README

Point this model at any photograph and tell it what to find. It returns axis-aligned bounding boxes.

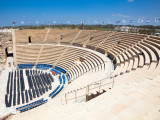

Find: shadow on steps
[86,89,106,102]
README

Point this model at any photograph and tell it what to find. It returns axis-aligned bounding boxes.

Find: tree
[70,24,76,29]
[78,23,84,30]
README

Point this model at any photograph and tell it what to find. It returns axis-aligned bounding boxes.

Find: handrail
[55,75,114,105]
[62,80,114,102]
[49,59,113,104]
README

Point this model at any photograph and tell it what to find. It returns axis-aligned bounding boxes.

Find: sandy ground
[5,57,14,70]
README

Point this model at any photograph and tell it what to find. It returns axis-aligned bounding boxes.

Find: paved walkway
[0,70,15,118]
[0,57,15,118]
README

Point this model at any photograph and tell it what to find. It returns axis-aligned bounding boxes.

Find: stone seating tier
[10,30,160,120]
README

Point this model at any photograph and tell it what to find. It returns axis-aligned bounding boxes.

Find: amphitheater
[0,29,160,120]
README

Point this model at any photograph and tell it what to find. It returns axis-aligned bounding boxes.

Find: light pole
[36,21,39,29]
[130,20,133,33]
[48,22,51,28]
[12,22,15,29]
[82,21,85,29]
[117,21,120,32]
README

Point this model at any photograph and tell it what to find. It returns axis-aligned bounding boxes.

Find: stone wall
[0,32,12,69]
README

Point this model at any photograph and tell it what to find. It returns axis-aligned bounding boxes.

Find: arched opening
[28,36,31,43]
[5,48,8,55]
[5,47,13,57]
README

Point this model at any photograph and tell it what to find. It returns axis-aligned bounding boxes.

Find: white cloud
[112,14,130,17]
[139,16,146,19]
[117,14,123,16]
[123,15,130,17]
[112,14,116,16]
[128,0,134,2]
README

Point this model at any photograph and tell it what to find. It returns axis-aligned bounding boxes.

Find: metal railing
[45,60,114,106]
[51,60,114,105]
[57,76,114,105]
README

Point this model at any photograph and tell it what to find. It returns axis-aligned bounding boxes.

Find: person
[8,62,11,67]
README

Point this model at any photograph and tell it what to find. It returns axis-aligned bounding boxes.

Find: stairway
[96,32,115,49]
[35,30,50,64]
[54,46,70,65]
[54,31,82,65]
[71,30,82,44]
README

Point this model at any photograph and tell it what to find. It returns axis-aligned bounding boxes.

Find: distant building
[120,26,131,32]
[154,32,160,36]
[115,26,139,33]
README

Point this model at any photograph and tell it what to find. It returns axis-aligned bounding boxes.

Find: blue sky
[0,0,160,27]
